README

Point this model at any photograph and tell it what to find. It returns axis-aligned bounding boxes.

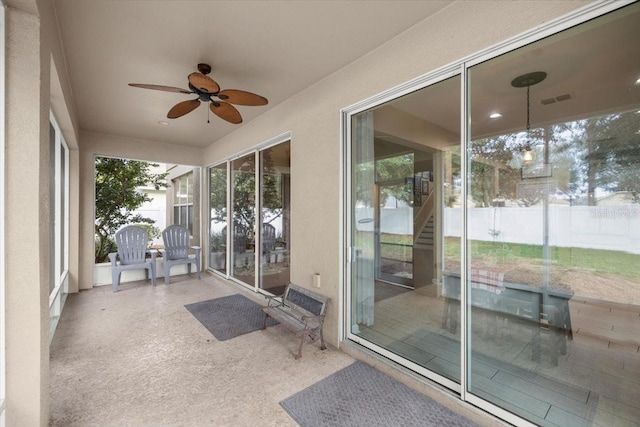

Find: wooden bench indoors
[262,282,329,359]
[442,270,573,365]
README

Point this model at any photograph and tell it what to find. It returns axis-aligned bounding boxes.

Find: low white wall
[444,206,640,254]
[94,260,195,286]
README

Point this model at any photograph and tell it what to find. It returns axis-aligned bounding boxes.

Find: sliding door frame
[206,132,292,296]
[341,1,631,426]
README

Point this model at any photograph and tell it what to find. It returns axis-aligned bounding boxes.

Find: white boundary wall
[445,206,640,254]
[354,206,640,254]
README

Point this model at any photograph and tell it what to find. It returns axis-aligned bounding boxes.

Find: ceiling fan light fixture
[129,63,268,124]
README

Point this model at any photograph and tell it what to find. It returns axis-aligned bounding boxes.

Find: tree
[95,157,167,263]
[209,154,284,242]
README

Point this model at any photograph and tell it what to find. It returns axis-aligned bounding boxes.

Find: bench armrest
[301,314,324,327]
[265,295,285,307]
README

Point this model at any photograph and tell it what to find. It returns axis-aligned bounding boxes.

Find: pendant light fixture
[511,71,547,164]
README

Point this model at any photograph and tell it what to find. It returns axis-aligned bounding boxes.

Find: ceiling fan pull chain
[207,105,210,124]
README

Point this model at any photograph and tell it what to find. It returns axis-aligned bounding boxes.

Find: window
[173,172,193,234]
[0,3,5,422]
[49,112,70,340]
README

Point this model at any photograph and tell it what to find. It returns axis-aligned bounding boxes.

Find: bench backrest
[443,269,505,299]
[284,283,329,318]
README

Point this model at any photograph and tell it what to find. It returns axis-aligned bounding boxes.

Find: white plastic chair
[161,225,201,284]
[108,225,157,292]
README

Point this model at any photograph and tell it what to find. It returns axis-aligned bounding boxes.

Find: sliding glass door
[259,141,290,296]
[209,163,227,274]
[208,137,292,295]
[465,4,640,425]
[346,3,640,425]
[231,153,256,287]
[349,74,462,386]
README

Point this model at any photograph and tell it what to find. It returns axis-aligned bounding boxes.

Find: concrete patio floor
[49,273,503,426]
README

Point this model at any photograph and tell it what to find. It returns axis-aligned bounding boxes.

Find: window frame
[173,172,194,234]
[49,112,70,339]
[0,2,6,423]
[206,132,292,294]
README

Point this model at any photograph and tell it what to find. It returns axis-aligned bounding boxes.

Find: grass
[355,232,639,279]
[444,237,640,280]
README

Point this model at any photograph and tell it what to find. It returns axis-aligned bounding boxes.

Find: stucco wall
[5,6,50,426]
[199,1,590,347]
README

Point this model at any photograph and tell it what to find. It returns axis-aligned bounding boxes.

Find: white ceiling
[390,3,640,142]
[45,0,452,148]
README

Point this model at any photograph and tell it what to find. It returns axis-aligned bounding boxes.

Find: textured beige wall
[5,6,50,426]
[77,131,204,290]
[201,1,589,346]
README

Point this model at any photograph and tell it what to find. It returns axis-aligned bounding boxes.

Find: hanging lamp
[511,71,546,164]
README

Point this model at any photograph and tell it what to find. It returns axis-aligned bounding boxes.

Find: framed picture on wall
[421,178,429,195]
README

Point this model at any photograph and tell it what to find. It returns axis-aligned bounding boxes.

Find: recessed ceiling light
[158,121,169,125]
[489,113,502,119]
[636,77,640,85]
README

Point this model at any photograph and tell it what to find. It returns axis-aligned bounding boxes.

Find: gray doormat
[185,294,278,341]
[280,361,478,427]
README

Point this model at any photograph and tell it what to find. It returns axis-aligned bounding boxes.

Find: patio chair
[221,223,248,254]
[108,225,157,292]
[262,223,276,254]
[161,224,201,284]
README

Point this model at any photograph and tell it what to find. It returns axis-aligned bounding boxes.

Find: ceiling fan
[129,63,268,124]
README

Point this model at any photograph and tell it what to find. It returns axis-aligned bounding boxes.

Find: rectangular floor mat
[280,361,478,426]
[185,294,278,341]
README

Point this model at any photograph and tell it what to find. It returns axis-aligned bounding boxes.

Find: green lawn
[355,232,639,279]
[445,237,640,280]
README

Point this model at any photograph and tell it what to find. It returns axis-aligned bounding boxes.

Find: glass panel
[350,75,462,383]
[260,141,291,296]
[232,153,256,287]
[49,122,56,294]
[186,173,194,204]
[467,4,640,425]
[209,163,227,274]
[179,206,188,228]
[60,144,66,276]
[376,156,414,287]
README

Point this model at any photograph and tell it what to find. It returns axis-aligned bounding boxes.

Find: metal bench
[262,282,329,359]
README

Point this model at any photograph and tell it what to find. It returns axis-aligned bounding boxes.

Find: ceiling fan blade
[217,89,268,106]
[167,99,201,119]
[129,83,192,94]
[188,73,220,94]
[210,101,242,124]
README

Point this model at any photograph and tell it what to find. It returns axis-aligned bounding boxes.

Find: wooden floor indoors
[356,281,640,427]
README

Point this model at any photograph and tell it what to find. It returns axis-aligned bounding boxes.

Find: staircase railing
[414,188,434,244]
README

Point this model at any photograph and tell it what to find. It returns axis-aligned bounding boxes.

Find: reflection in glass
[467,4,640,425]
[260,141,291,296]
[209,163,227,274]
[350,75,462,384]
[231,153,256,287]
